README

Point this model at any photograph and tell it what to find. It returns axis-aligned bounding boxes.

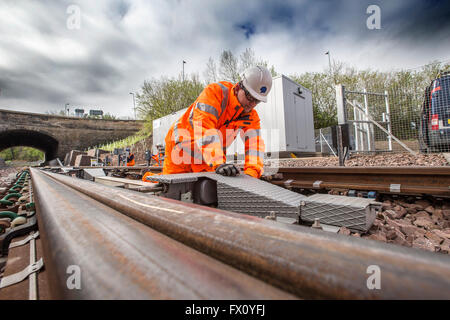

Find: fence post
[337,125,344,166]
[336,85,347,164]
[353,106,359,151]
[336,85,347,125]
[363,88,375,151]
[384,90,393,151]
[319,129,323,153]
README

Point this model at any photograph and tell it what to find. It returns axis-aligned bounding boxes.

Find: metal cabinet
[153,75,315,156]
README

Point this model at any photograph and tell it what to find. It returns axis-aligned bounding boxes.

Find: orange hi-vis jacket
[163,81,265,178]
[126,153,135,166]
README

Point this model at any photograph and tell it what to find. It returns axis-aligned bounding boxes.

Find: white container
[153,75,315,156]
[227,75,315,157]
[152,108,186,154]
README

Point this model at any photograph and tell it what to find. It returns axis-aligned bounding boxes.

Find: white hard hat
[242,65,272,102]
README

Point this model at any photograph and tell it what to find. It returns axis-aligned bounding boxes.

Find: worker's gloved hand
[215,163,240,177]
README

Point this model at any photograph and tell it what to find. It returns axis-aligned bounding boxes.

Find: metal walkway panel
[302,194,381,232]
[147,172,201,184]
[82,168,106,181]
[215,174,306,217]
[150,173,381,229]
[149,172,306,217]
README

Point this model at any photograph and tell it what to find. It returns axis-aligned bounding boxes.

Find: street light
[182,60,186,81]
[325,51,335,84]
[129,92,136,120]
[325,51,331,72]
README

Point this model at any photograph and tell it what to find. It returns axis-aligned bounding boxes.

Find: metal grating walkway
[149,172,381,231]
[149,172,306,217]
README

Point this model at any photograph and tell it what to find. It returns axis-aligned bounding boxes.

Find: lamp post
[129,92,136,120]
[325,51,331,73]
[325,51,335,84]
[182,60,186,81]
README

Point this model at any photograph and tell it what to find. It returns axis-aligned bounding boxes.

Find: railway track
[269,166,450,197]
[1,166,450,299]
[76,165,450,197]
[2,167,450,299]
[30,168,293,299]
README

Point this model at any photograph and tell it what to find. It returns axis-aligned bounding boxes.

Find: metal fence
[315,127,336,155]
[332,80,450,154]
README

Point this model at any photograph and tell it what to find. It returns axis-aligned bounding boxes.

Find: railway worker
[162,65,272,178]
[126,147,135,166]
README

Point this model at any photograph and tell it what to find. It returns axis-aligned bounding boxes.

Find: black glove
[215,163,240,177]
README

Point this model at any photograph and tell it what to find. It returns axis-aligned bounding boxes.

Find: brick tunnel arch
[0,129,59,161]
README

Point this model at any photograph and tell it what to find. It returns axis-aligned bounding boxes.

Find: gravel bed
[265,153,449,167]
[336,195,450,254]
[264,153,450,254]
[0,166,18,189]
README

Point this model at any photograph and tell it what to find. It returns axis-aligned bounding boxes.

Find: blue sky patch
[238,22,256,39]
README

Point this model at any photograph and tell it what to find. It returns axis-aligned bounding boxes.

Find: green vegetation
[204,48,277,83]
[85,113,118,120]
[45,110,67,116]
[45,110,118,119]
[0,147,44,161]
[93,132,150,152]
[136,74,204,134]
[291,60,449,133]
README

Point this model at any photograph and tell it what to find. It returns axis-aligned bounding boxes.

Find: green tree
[291,60,450,130]
[210,48,278,84]
[0,147,44,161]
[136,74,204,133]
[203,57,218,83]
[219,50,240,82]
[46,110,67,116]
[291,70,337,129]
[101,113,117,120]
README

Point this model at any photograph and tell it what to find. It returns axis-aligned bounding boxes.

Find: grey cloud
[0,0,449,117]
[381,0,450,42]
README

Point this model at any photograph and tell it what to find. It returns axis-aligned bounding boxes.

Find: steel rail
[30,168,294,299]
[72,166,450,196]
[270,166,450,197]
[75,166,163,172]
[271,180,448,196]
[32,168,450,299]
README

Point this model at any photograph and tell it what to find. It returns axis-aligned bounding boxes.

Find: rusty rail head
[30,168,294,299]
[92,165,450,176]
[32,169,450,299]
[271,166,450,197]
[72,166,450,193]
[275,166,450,175]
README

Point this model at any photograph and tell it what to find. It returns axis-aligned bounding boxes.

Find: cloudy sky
[0,0,449,118]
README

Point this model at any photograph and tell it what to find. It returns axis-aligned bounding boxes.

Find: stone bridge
[0,109,143,161]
